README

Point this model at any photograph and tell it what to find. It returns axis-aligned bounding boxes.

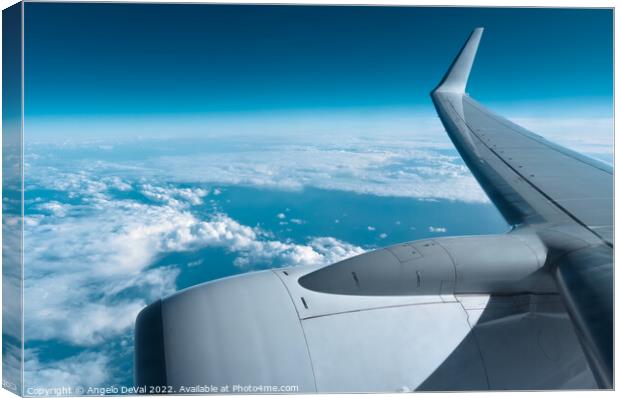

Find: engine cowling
[134,231,595,392]
[299,232,555,296]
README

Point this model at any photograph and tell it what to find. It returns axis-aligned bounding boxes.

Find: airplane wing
[134,28,613,392]
[432,28,612,243]
[431,28,613,388]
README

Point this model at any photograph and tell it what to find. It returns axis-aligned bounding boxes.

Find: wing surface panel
[433,87,612,246]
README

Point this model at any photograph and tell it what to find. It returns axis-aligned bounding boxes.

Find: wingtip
[433,27,484,94]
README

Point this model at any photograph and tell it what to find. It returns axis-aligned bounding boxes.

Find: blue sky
[18,4,613,391]
[25,4,612,119]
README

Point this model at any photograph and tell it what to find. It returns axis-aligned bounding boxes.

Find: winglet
[434,28,484,94]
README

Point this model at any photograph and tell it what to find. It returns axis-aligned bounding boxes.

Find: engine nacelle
[135,231,593,392]
[299,232,555,295]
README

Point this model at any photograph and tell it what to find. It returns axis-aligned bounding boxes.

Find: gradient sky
[24,4,612,122]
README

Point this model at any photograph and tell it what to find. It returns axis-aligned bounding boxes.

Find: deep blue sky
[24,4,612,119]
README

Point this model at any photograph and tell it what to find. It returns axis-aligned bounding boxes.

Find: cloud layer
[21,109,612,389]
[133,139,491,203]
[27,124,494,204]
[24,169,364,388]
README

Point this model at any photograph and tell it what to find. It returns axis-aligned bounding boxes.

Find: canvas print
[2,2,614,395]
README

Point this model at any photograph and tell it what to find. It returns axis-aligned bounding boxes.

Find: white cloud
[428,226,447,233]
[2,337,22,394]
[367,226,376,231]
[104,176,132,191]
[153,212,364,269]
[24,350,110,390]
[276,213,286,219]
[136,139,489,203]
[3,214,24,343]
[24,169,365,387]
[379,233,388,239]
[141,184,208,207]
[25,119,498,203]
[511,116,613,159]
[187,259,204,267]
[22,108,616,204]
[37,201,70,217]
[290,218,304,224]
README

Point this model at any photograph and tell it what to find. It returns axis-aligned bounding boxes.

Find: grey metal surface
[274,264,447,319]
[135,267,596,391]
[435,27,484,93]
[458,294,597,389]
[434,92,613,244]
[555,247,613,388]
[159,271,316,391]
[300,301,482,392]
[298,233,555,296]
